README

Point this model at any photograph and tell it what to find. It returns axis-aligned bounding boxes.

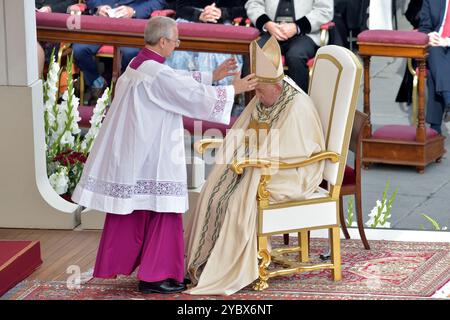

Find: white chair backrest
[308,45,362,186]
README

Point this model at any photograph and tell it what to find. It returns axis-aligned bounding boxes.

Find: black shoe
[166,278,191,286]
[430,123,442,135]
[138,279,186,294]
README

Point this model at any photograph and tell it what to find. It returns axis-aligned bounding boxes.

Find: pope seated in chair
[184,36,326,295]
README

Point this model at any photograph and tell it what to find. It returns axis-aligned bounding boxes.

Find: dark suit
[35,0,77,13]
[419,0,450,132]
[86,0,166,19]
[175,0,247,23]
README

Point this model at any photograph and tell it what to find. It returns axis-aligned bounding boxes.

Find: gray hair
[144,16,177,45]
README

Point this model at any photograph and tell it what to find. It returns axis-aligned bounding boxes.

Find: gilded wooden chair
[284,110,370,251]
[195,45,362,290]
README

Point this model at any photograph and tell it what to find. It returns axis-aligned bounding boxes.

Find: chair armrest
[194,138,224,154]
[231,151,340,174]
[233,17,243,26]
[319,21,335,47]
[320,22,335,30]
[233,17,252,27]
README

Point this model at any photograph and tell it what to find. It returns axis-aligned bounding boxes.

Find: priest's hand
[232,73,257,95]
[212,58,238,82]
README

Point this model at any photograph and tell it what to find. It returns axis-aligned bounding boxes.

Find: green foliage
[346,197,354,227]
[421,214,441,231]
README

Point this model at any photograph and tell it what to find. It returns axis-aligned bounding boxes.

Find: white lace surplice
[72,60,235,214]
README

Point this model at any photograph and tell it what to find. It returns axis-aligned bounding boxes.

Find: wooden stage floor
[0,229,101,281]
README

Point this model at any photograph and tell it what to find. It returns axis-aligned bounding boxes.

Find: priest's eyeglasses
[165,37,181,46]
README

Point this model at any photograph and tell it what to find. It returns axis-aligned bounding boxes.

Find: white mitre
[250,36,284,84]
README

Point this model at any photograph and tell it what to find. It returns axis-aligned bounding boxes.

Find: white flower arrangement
[80,86,110,153]
[43,51,111,197]
[365,178,397,229]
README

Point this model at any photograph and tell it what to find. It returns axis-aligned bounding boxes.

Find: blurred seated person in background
[72,0,166,104]
[165,1,247,115]
[395,0,423,106]
[333,0,369,49]
[419,0,450,134]
[35,0,78,13]
[165,0,176,10]
[245,0,333,92]
[36,0,79,78]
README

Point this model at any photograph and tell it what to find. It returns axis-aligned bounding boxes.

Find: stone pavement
[344,10,450,232]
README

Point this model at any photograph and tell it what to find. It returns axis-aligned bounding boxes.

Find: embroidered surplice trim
[80,176,187,199]
[192,71,202,83]
[210,87,227,120]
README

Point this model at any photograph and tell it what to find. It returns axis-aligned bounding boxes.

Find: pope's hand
[212,58,238,81]
[232,73,257,95]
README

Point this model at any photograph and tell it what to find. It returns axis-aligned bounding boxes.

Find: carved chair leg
[253,235,271,291]
[298,231,309,262]
[329,227,342,281]
[283,233,289,245]
[339,196,350,239]
[355,191,370,250]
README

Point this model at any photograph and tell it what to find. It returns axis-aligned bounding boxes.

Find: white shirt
[72,60,235,214]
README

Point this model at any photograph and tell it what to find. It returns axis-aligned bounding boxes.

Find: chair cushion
[372,125,439,141]
[342,165,356,186]
[357,30,428,46]
[78,105,95,127]
[97,45,113,55]
[307,58,315,68]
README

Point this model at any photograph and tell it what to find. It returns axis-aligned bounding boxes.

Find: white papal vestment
[72,60,235,214]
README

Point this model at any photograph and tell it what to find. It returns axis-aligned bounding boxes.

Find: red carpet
[0,241,42,297]
[2,238,449,300]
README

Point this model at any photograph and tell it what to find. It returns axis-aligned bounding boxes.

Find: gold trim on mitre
[251,36,284,83]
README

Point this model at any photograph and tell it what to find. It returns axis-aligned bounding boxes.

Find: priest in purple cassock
[71,16,257,294]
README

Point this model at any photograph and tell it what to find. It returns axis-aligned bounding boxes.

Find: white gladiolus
[44,51,110,197]
[366,200,391,228]
[60,131,75,148]
[43,54,60,131]
[48,167,69,195]
[81,87,109,153]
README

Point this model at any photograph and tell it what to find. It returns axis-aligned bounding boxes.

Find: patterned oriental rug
[2,238,450,300]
